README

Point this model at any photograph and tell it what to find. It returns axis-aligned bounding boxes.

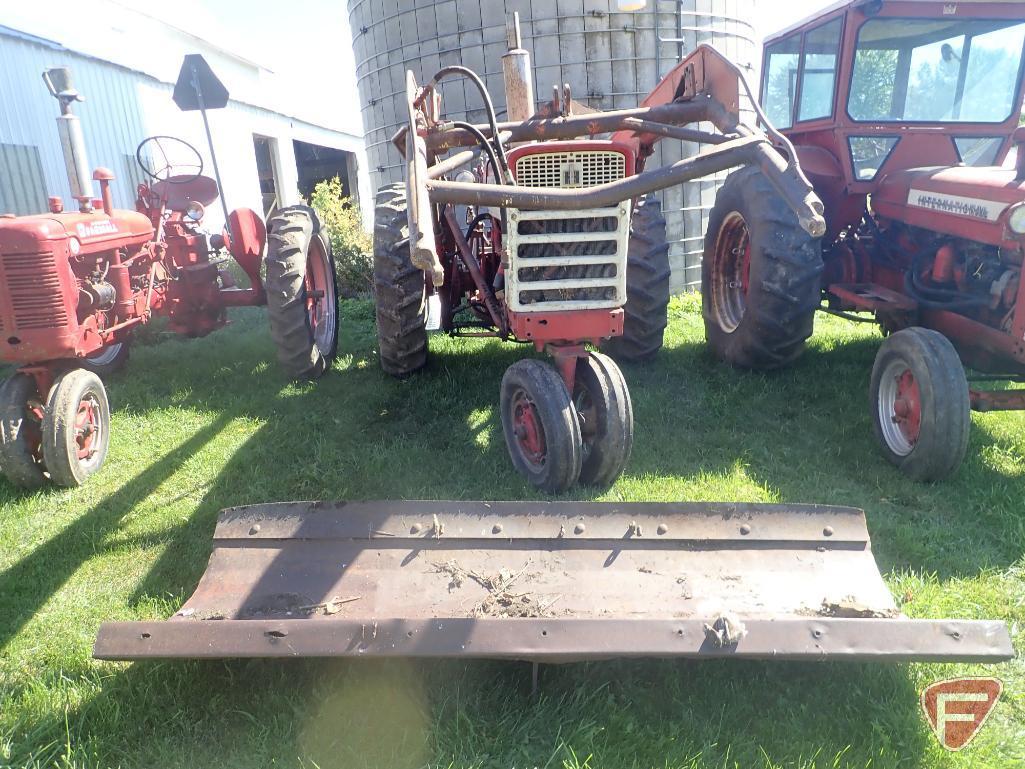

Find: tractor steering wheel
[136,136,204,184]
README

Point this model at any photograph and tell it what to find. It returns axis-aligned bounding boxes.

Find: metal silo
[347,0,756,291]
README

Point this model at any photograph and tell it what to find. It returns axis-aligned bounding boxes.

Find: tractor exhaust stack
[502,13,534,122]
[42,68,94,213]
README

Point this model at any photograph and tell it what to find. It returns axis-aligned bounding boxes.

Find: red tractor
[0,66,338,488]
[702,0,1025,480]
[384,16,823,492]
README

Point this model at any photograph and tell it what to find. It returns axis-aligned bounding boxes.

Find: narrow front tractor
[0,66,337,488]
[378,16,824,492]
[703,0,1025,481]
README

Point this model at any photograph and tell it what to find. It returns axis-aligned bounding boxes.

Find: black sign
[173,54,229,112]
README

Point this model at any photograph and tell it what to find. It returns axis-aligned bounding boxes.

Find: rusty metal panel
[96,618,1012,661]
[93,501,1014,662]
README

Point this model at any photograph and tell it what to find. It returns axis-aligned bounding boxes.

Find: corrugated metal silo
[347,0,756,292]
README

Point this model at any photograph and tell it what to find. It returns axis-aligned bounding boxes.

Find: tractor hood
[0,209,154,256]
[872,166,1025,249]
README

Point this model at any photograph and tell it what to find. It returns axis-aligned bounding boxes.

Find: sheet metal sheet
[93,501,1014,662]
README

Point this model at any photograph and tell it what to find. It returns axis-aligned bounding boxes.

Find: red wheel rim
[892,368,922,446]
[304,236,336,351]
[511,389,546,468]
[711,211,751,333]
[74,395,101,461]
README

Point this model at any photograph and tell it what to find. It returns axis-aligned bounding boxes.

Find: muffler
[43,68,94,212]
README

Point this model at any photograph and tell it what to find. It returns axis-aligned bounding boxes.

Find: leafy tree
[307,177,373,297]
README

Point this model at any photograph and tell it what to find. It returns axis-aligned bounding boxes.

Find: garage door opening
[294,140,358,205]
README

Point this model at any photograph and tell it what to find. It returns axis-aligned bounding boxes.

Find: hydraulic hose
[429,66,511,181]
[450,121,502,186]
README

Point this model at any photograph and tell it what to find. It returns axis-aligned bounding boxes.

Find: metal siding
[348,0,756,292]
[0,143,48,215]
[0,30,370,230]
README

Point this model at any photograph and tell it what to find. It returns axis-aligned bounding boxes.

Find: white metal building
[0,3,371,232]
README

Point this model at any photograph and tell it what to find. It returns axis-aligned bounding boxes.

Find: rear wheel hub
[711,211,751,333]
[304,237,336,353]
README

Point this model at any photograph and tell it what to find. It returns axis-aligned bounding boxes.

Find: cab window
[849,18,1025,123]
[762,33,801,129]
[798,18,843,121]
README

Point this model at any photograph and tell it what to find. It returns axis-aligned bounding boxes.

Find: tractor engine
[865,221,1022,334]
[505,141,632,314]
[0,208,153,364]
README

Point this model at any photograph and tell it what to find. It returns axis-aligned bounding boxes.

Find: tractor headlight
[1008,204,1025,235]
[185,200,205,222]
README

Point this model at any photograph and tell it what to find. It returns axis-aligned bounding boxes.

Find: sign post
[173,54,232,238]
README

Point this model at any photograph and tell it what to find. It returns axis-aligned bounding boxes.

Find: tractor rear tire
[574,352,633,487]
[702,167,822,369]
[42,368,110,488]
[500,359,582,493]
[601,197,671,362]
[869,327,970,482]
[0,374,45,489]
[265,205,338,380]
[373,183,428,377]
[82,342,130,377]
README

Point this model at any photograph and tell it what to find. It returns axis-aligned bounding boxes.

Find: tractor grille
[506,207,629,312]
[2,251,68,330]
[507,147,630,312]
[513,150,626,189]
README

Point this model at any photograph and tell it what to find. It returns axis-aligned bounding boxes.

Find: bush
[308,177,373,297]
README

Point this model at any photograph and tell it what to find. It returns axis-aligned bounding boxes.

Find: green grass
[1,295,1023,769]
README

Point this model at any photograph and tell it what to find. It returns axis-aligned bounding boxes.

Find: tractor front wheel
[265,206,339,380]
[0,374,45,488]
[702,167,822,369]
[500,359,582,493]
[42,368,110,487]
[574,352,633,487]
[869,327,970,481]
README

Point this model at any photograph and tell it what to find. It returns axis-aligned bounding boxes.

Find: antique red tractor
[380,16,823,492]
[702,0,1025,481]
[0,67,337,488]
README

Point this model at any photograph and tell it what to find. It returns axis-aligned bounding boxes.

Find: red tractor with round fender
[703,0,1025,481]
[0,66,337,488]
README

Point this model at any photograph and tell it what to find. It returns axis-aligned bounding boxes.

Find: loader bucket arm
[95,501,1011,662]
[404,44,826,240]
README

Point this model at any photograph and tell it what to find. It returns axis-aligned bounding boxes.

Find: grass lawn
[1,294,1022,768]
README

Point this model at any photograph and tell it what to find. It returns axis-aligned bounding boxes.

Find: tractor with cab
[703,0,1025,481]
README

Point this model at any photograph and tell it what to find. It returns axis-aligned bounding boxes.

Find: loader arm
[406,44,826,245]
